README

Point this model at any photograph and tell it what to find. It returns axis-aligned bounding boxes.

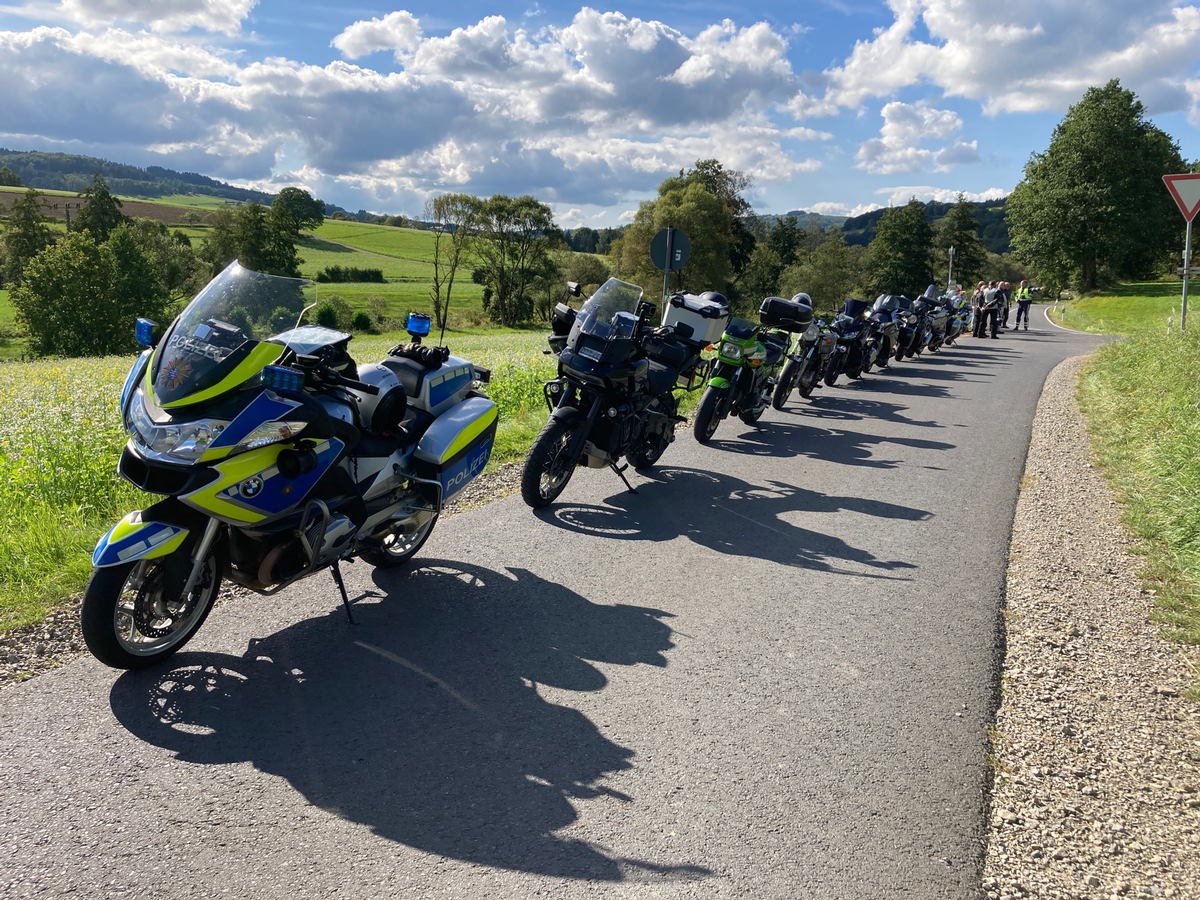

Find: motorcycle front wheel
[521,413,584,508]
[81,546,223,670]
[771,358,801,410]
[798,357,820,398]
[361,511,439,567]
[627,394,677,470]
[692,385,729,444]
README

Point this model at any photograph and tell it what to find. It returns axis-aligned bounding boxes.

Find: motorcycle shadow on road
[108,559,710,884]
[704,410,955,471]
[548,466,922,578]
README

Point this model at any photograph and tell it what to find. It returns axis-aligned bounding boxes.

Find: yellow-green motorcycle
[691,296,810,444]
[82,261,496,669]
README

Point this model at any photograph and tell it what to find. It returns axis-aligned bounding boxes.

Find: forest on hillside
[842,198,1010,254]
[0,149,274,205]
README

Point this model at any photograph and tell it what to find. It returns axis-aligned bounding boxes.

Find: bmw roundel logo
[240,477,264,498]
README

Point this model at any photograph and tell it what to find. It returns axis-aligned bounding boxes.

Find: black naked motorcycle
[521,278,704,508]
[771,293,835,409]
[824,297,877,385]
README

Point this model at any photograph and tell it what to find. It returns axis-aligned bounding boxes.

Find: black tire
[846,364,862,379]
[627,394,677,470]
[361,511,439,568]
[876,337,891,368]
[824,363,840,387]
[772,359,800,410]
[81,546,223,670]
[521,413,584,508]
[692,385,728,444]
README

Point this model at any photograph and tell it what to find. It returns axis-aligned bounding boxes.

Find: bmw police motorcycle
[82,261,497,669]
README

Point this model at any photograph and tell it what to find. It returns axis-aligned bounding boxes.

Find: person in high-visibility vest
[1014,280,1033,330]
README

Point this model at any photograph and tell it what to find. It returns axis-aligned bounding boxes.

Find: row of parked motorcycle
[518,278,973,508]
[77,261,972,671]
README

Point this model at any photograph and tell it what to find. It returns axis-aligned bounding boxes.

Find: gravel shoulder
[3,357,1199,898]
[983,354,1200,899]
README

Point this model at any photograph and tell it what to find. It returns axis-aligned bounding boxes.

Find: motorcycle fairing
[181,438,345,525]
[202,391,308,459]
[92,512,188,567]
[148,342,284,410]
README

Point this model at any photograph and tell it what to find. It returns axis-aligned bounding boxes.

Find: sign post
[649,227,691,302]
[1163,173,1200,331]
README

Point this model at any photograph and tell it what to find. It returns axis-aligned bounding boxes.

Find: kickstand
[330,560,355,624]
[611,461,638,494]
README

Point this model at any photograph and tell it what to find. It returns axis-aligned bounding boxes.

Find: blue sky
[1,1,1198,228]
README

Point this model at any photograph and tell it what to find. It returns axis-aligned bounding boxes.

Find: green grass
[1047,280,1185,335]
[1063,280,1200,687]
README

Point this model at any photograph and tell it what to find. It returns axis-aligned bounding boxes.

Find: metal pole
[661,227,674,302]
[1183,220,1193,333]
[947,246,954,291]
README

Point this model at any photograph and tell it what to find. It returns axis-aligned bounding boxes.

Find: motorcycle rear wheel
[81,546,223,670]
[692,386,728,444]
[627,394,677,470]
[361,512,439,567]
[521,414,583,508]
[771,359,800,410]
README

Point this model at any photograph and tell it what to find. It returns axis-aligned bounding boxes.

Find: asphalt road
[0,309,1103,900]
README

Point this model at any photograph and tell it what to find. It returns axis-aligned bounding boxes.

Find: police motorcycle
[771,294,836,409]
[867,294,903,368]
[82,261,497,670]
[521,278,708,508]
[823,297,878,386]
[918,284,951,352]
[940,287,971,345]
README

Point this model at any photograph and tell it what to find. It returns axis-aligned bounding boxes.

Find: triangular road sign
[1164,173,1200,223]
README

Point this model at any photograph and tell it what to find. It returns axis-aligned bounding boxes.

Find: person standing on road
[997,281,1012,330]
[977,281,1000,339]
[1013,280,1033,330]
[971,281,987,337]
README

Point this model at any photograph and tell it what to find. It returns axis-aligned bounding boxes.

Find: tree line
[2,78,1193,359]
[0,178,326,356]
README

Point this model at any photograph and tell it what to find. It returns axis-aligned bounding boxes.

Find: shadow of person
[108,561,708,884]
[546,467,921,578]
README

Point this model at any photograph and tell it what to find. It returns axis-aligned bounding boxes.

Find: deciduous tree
[1006,79,1186,291]
[74,173,126,242]
[471,194,559,327]
[424,193,480,329]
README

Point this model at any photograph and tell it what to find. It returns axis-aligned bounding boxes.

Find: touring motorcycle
[82,261,497,669]
[521,278,706,508]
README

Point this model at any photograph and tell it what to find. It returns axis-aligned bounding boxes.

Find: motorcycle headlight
[803,323,819,342]
[129,393,230,462]
[720,342,743,360]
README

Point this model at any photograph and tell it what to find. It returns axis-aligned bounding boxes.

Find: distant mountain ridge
[0,148,275,206]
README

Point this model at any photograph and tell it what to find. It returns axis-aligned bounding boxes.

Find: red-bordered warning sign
[1164,173,1200,223]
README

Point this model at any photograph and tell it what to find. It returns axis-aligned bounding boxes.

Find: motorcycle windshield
[149,261,319,407]
[569,277,644,344]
